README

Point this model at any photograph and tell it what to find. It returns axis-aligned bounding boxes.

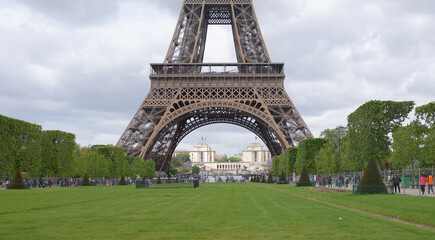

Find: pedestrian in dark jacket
[392,174,402,194]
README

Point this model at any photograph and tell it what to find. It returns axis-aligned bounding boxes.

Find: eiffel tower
[117,0,313,172]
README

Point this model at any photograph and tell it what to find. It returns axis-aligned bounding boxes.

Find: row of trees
[273,101,434,175]
[0,115,158,179]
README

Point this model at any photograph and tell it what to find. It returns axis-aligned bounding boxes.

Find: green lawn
[267,184,435,226]
[0,183,433,239]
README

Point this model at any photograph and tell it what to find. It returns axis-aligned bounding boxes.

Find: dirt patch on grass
[308,188,350,193]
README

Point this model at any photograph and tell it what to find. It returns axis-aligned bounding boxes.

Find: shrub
[157,176,162,184]
[82,173,91,186]
[175,177,179,183]
[120,175,126,185]
[267,173,274,184]
[278,170,287,184]
[357,156,387,194]
[11,168,25,189]
[297,166,312,187]
[261,176,266,183]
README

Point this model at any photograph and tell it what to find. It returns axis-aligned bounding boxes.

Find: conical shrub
[297,166,312,187]
[82,173,91,186]
[357,157,387,194]
[267,173,274,183]
[261,176,266,183]
[120,175,127,185]
[11,168,25,189]
[157,176,162,184]
[278,170,287,184]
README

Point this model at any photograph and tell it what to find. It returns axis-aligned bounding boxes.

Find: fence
[304,168,434,195]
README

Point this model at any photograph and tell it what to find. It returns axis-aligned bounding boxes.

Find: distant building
[190,144,216,163]
[189,143,271,174]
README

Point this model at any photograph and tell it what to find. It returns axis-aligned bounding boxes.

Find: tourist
[392,174,402,194]
[420,174,427,195]
[427,173,434,194]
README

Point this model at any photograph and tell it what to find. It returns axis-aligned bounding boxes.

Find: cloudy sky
[1,0,434,156]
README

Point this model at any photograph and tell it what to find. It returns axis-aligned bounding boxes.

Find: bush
[297,166,312,187]
[267,173,274,184]
[157,176,162,184]
[11,168,25,189]
[278,170,287,184]
[120,175,126,185]
[357,157,387,194]
[82,173,91,186]
[175,177,179,183]
[261,176,266,183]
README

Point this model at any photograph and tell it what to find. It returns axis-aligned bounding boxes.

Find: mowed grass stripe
[264,184,435,228]
[0,184,433,239]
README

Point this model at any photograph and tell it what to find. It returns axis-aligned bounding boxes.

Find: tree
[297,166,312,187]
[97,146,126,177]
[347,100,415,170]
[174,152,190,163]
[278,170,286,184]
[11,168,25,189]
[192,165,200,175]
[415,102,435,168]
[0,115,41,177]
[314,143,335,174]
[40,130,76,178]
[82,173,91,186]
[143,159,156,179]
[320,126,347,151]
[357,157,387,194]
[391,122,425,169]
[267,172,274,183]
[295,138,328,173]
[120,175,126,185]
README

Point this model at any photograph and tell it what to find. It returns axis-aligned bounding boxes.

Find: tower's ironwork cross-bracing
[117,0,313,171]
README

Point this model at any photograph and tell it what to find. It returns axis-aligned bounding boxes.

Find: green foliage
[173,152,190,163]
[261,175,266,183]
[96,146,126,178]
[421,129,435,168]
[320,126,347,152]
[347,100,415,170]
[297,165,312,187]
[358,157,387,194]
[278,170,286,184]
[272,148,298,176]
[157,176,162,184]
[216,156,242,162]
[267,173,274,184]
[192,165,200,175]
[415,101,435,129]
[82,173,91,186]
[296,138,328,173]
[11,168,25,189]
[391,122,425,168]
[40,130,76,178]
[0,115,42,176]
[314,143,336,174]
[120,175,126,185]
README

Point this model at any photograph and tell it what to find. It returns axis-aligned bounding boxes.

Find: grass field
[0,183,434,239]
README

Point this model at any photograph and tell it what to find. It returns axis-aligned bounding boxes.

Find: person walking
[427,173,434,194]
[420,174,427,195]
[392,174,402,194]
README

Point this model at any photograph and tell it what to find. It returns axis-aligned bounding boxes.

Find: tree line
[273,101,435,175]
[0,115,155,179]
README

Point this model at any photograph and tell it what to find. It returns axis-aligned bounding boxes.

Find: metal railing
[150,63,285,76]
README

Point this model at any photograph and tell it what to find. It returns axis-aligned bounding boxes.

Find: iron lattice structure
[117,0,313,171]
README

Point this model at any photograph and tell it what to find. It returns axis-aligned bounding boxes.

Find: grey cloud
[16,0,121,26]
